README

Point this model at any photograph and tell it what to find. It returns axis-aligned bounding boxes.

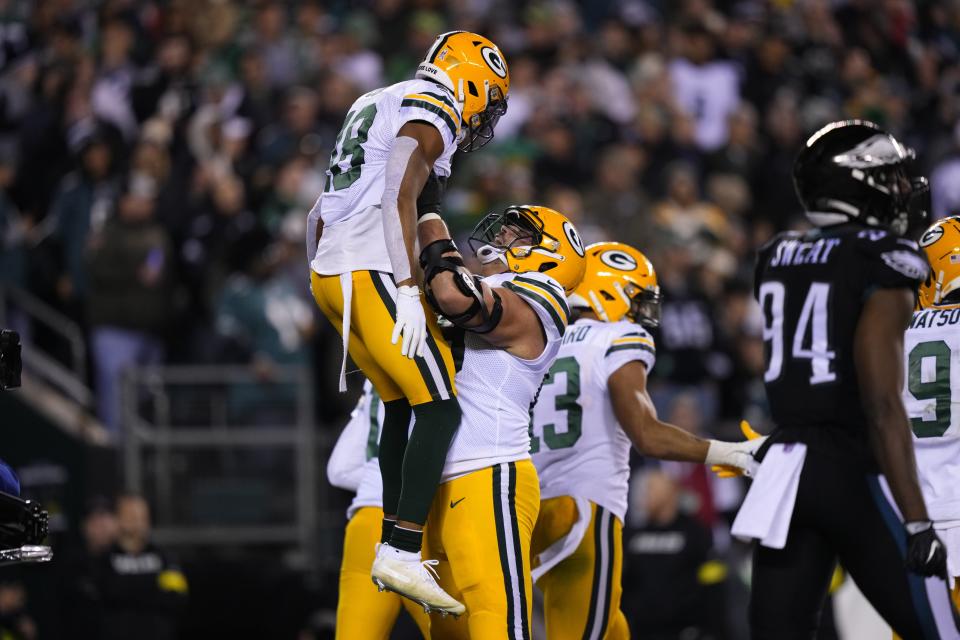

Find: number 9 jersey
[309,78,463,275]
[755,226,928,434]
[530,318,657,522]
[902,305,960,579]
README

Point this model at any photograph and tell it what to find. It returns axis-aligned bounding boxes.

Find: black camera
[0,329,22,390]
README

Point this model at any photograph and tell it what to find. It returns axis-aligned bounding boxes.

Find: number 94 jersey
[755,226,928,433]
[530,318,656,522]
[902,306,960,523]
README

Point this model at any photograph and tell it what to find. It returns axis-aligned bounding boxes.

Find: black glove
[905,520,948,578]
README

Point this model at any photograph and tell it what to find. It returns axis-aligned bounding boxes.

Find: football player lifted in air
[306,32,509,614]
[405,205,584,638]
[326,381,429,639]
[904,215,960,616]
[529,241,763,640]
[744,120,959,638]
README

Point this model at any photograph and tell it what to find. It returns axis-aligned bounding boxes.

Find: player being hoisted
[306,31,509,615]
[530,241,763,639]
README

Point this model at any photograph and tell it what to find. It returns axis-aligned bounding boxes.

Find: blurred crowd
[0,0,959,636]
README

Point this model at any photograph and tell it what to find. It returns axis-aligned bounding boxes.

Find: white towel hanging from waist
[732,442,807,549]
[532,496,592,583]
[338,271,352,392]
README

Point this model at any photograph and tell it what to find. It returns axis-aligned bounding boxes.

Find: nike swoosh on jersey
[449,497,466,509]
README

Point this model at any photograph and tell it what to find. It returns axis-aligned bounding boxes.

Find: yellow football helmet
[468,205,586,294]
[569,242,662,327]
[918,215,960,308]
[416,31,509,152]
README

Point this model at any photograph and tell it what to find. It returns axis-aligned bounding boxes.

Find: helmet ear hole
[600,290,616,301]
[467,81,479,97]
[538,262,557,273]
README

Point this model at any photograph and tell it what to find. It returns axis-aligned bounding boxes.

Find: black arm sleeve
[417,170,447,219]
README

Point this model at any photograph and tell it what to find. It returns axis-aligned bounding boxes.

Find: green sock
[393,398,461,532]
[378,399,412,516]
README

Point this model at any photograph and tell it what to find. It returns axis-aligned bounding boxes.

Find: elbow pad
[417,171,448,219]
[420,239,504,333]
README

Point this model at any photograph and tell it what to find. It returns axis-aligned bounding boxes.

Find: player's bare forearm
[856,288,929,523]
[609,362,710,461]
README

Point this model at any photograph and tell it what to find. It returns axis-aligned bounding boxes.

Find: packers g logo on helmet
[570,242,661,327]
[468,205,587,294]
[917,215,960,308]
[416,31,510,153]
[599,250,638,271]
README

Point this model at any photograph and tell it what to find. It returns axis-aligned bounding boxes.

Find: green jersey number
[365,387,381,460]
[327,103,378,192]
[530,356,583,453]
[907,340,952,438]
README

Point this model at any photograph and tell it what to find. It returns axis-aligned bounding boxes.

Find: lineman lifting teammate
[530,241,762,639]
[306,31,509,614]
[407,205,585,639]
[743,120,960,638]
[907,215,960,614]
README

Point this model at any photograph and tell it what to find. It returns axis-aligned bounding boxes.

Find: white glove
[392,285,427,359]
[705,435,768,478]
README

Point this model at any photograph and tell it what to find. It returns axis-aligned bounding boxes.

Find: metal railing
[121,365,328,568]
[0,286,94,408]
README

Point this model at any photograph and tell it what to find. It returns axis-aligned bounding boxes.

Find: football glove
[392,285,428,359]
[708,420,766,478]
[905,520,948,578]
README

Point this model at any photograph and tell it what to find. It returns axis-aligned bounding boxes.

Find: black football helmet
[793,120,930,237]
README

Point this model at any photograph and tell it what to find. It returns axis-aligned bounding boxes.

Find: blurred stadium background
[0,0,956,638]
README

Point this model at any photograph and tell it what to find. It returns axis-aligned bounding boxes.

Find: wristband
[905,520,934,535]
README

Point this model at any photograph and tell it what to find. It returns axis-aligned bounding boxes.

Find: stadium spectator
[96,495,187,640]
[87,182,172,432]
[57,498,118,639]
[0,581,36,640]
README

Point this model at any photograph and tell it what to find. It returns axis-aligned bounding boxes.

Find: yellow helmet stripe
[405,93,462,126]
[503,282,567,335]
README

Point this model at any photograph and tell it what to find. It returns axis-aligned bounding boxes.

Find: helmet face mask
[625,283,662,328]
[469,206,545,260]
[459,86,508,152]
[468,205,586,293]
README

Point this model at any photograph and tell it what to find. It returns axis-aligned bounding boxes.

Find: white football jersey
[442,271,570,481]
[309,79,462,275]
[531,318,656,522]
[326,380,388,519]
[902,306,960,523]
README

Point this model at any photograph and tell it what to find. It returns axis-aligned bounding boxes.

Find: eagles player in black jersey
[749,120,960,639]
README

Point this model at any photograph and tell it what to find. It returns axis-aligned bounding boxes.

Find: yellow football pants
[336,506,430,639]
[425,460,540,640]
[532,497,630,640]
[311,270,457,404]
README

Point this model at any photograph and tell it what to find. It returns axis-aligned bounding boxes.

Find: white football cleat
[371,543,465,617]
